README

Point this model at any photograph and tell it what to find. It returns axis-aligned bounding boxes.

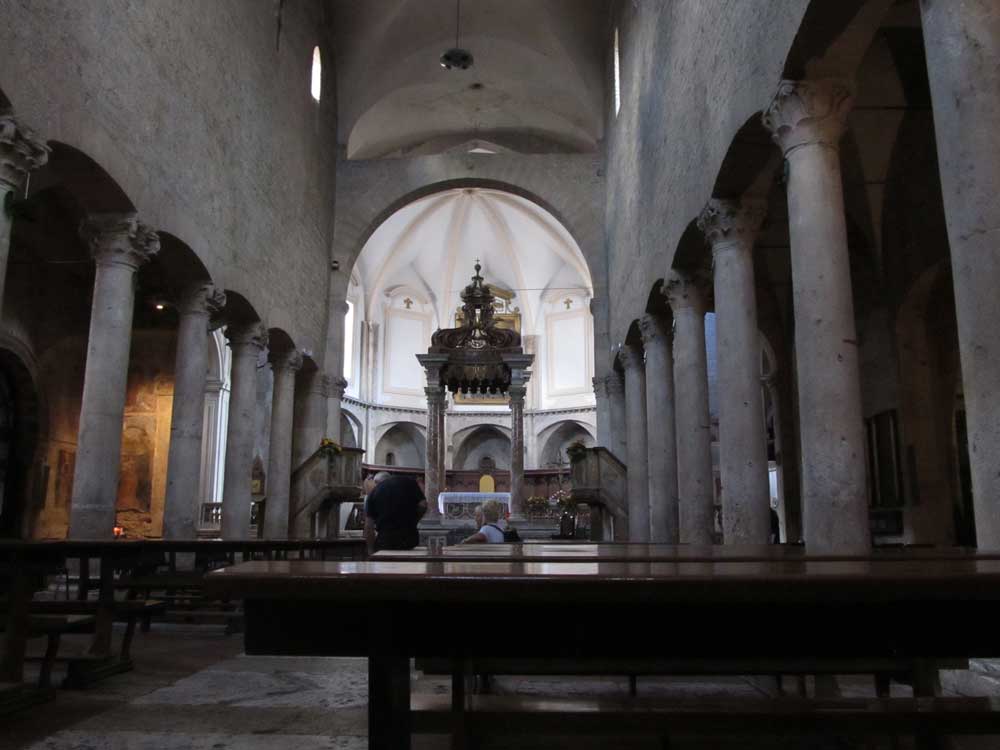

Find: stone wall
[603,0,809,356]
[0,0,338,355]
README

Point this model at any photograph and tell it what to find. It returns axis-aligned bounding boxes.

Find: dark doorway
[0,351,41,538]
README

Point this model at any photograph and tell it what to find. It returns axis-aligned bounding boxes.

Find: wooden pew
[206,552,1000,750]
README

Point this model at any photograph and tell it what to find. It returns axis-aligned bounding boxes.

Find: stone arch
[373,422,426,469]
[219,290,262,327]
[340,408,363,450]
[35,141,135,215]
[332,176,602,302]
[710,114,780,201]
[266,328,297,356]
[452,425,512,472]
[537,420,596,469]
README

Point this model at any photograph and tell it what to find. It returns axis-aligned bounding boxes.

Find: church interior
[2,0,1000,748]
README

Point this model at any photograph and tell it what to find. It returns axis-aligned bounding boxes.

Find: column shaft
[509,385,527,517]
[262,350,302,538]
[327,376,347,444]
[220,324,267,539]
[162,284,225,539]
[700,199,771,544]
[607,373,627,461]
[292,370,327,468]
[639,316,679,544]
[424,389,443,518]
[621,347,650,542]
[920,0,1000,546]
[0,111,49,317]
[764,79,869,553]
[592,377,612,449]
[68,216,159,538]
[666,275,715,544]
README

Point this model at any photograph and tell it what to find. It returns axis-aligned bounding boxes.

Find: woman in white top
[461,500,506,544]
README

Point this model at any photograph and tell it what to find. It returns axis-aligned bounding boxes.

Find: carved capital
[592,375,607,398]
[175,283,226,317]
[508,384,527,404]
[80,213,160,270]
[697,198,767,251]
[762,79,854,156]
[424,386,446,404]
[0,110,50,191]
[662,271,710,313]
[326,375,348,399]
[270,348,304,373]
[605,371,625,396]
[224,321,268,352]
[618,345,644,372]
[638,314,672,349]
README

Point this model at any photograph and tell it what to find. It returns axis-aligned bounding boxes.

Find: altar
[437,491,511,519]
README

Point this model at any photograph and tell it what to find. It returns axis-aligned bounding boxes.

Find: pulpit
[289,443,365,538]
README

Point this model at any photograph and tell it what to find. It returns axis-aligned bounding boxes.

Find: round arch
[452,425,512,472]
[373,423,426,469]
[537,420,596,469]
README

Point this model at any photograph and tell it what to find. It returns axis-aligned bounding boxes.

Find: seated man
[460,500,507,544]
[364,471,428,552]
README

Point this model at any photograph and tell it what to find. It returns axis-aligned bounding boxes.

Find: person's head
[373,471,391,485]
[481,500,502,524]
[473,504,484,527]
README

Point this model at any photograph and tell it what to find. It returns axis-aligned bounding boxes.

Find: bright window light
[613,28,621,117]
[311,46,322,102]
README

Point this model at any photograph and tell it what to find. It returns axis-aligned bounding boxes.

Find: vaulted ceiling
[330,0,610,158]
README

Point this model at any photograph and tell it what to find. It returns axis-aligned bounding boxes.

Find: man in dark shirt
[364,472,428,552]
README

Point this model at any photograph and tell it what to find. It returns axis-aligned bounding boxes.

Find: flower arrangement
[549,488,576,512]
[525,495,549,514]
[320,438,342,453]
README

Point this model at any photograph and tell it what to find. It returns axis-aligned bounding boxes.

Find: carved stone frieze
[0,110,50,190]
[762,79,854,155]
[80,213,161,270]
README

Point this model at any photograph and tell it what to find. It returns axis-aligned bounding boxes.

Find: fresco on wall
[54,449,74,508]
[117,422,153,512]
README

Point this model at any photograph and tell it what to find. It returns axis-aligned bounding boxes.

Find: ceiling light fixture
[440,0,473,70]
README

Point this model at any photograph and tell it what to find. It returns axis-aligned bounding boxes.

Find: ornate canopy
[419,262,532,396]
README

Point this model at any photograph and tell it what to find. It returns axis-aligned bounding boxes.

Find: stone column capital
[605,370,625,396]
[663,271,711,313]
[697,198,767,251]
[0,110,50,191]
[81,213,160,270]
[175,282,226,317]
[762,78,854,156]
[325,374,348,398]
[424,386,446,404]
[224,321,268,352]
[592,375,608,398]
[508,384,527,403]
[619,345,645,372]
[638,314,672,350]
[270,348,304,373]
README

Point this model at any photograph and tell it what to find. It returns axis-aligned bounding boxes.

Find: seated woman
[461,500,507,544]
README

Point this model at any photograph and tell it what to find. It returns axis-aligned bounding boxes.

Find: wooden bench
[411,693,1000,747]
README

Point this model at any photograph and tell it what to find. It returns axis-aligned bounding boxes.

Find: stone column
[699,198,771,545]
[327,375,347,443]
[162,283,226,539]
[606,372,627,461]
[424,387,445,518]
[508,383,528,517]
[764,79,870,553]
[292,369,328,468]
[438,392,447,479]
[262,349,303,538]
[592,376,612,449]
[919,1,1000,547]
[664,273,715,544]
[68,215,160,538]
[0,111,49,316]
[620,344,650,542]
[220,323,268,539]
[639,314,679,544]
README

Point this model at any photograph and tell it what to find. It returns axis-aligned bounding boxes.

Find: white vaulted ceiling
[330,0,609,158]
[352,188,593,333]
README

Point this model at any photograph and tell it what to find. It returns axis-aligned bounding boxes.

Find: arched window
[343,300,354,382]
[311,46,322,102]
[612,28,621,117]
[385,452,396,467]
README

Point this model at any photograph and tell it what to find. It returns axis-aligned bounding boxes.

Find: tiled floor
[4,625,999,750]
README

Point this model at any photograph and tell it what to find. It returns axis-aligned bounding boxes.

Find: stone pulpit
[417,262,533,517]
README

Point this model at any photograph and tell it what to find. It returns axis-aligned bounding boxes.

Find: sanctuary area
[2,1,1000,748]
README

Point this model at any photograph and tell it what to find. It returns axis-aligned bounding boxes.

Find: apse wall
[0,0,338,354]
[604,0,809,347]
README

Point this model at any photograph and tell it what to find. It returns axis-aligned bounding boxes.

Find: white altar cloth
[437,492,511,515]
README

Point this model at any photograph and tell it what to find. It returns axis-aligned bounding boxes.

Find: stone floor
[4,625,999,750]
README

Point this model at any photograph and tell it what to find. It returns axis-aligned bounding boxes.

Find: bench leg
[368,652,410,750]
[38,633,61,689]
[120,616,138,663]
